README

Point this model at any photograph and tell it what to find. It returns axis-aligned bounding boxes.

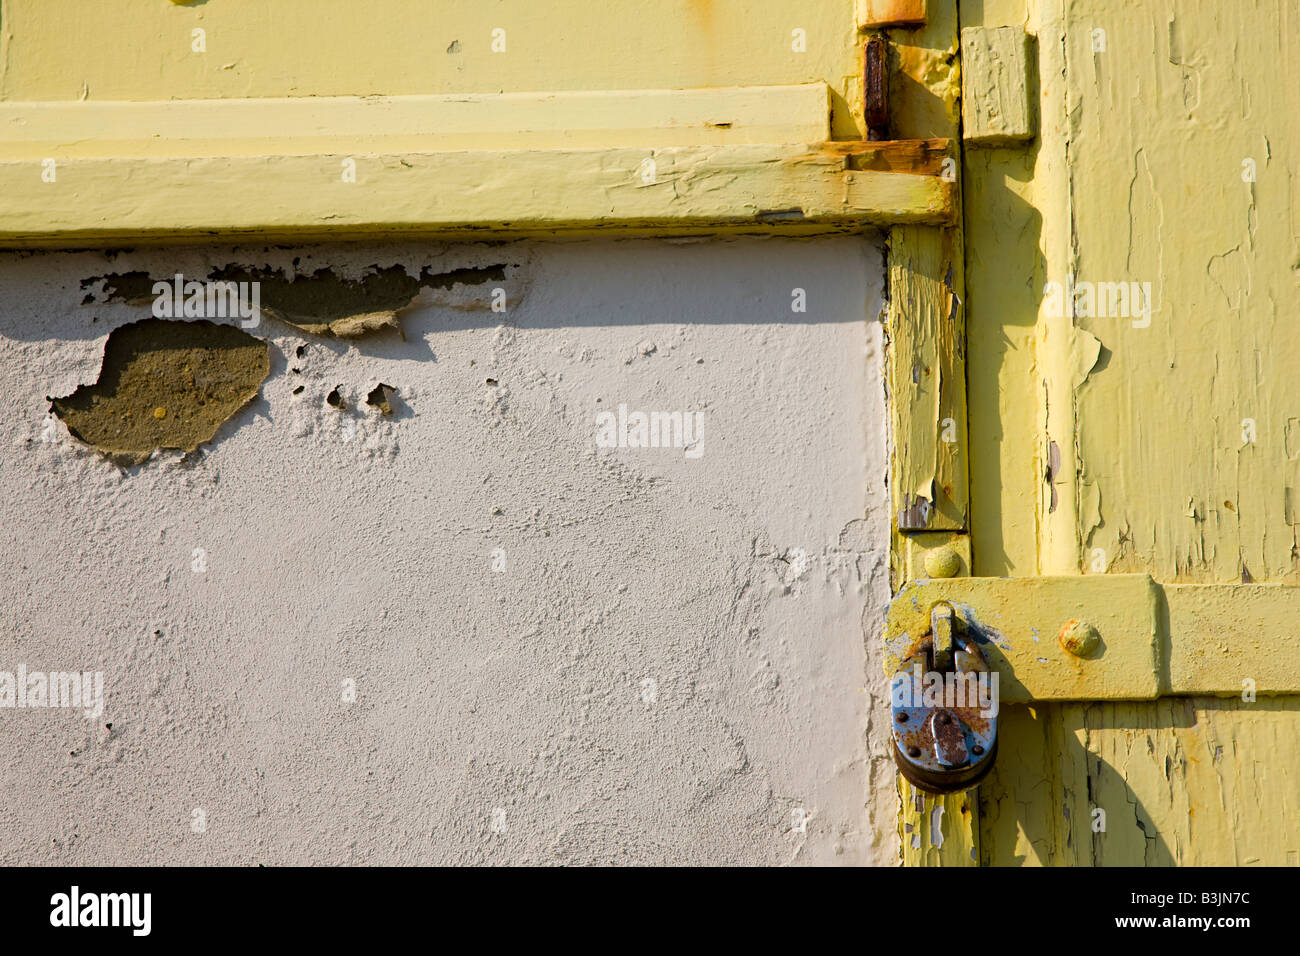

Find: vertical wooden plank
[1061,0,1300,585]
[899,781,979,866]
[883,0,977,866]
[887,221,977,863]
[886,225,969,532]
[976,704,1057,865]
[1052,702,1094,867]
[962,1,1053,578]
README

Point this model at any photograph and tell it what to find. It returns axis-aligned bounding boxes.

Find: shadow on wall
[4,236,884,467]
[962,145,1045,578]
[978,696,1300,866]
[0,235,883,345]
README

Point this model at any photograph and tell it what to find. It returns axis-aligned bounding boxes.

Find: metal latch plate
[885,575,1162,702]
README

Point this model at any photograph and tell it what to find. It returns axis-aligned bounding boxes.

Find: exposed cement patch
[366,383,397,415]
[81,263,517,339]
[79,271,156,307]
[209,264,509,338]
[50,318,270,466]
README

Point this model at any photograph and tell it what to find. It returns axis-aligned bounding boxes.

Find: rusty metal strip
[858,0,928,29]
[864,37,891,140]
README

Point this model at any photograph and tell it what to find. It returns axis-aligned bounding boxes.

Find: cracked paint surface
[83,264,517,340]
[1061,0,1300,584]
[962,0,1300,867]
[980,699,1300,866]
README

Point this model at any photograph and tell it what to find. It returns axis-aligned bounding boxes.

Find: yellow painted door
[956,0,1300,865]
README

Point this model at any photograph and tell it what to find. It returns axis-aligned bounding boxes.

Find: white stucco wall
[0,235,896,865]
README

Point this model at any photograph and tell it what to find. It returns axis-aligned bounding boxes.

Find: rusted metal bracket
[857,0,927,29]
[864,36,890,140]
[885,574,1300,701]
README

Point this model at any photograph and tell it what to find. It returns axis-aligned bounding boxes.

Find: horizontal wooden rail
[0,86,955,246]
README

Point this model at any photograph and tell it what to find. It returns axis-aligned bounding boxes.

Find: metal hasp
[886,574,1300,702]
[890,602,998,794]
[863,36,890,140]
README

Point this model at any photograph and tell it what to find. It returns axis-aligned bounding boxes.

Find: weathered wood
[0,85,961,246]
[960,27,1036,145]
[984,699,1300,865]
[887,225,969,531]
[882,0,977,867]
[1061,0,1300,585]
[900,780,979,866]
[0,142,955,248]
[0,85,836,156]
[821,138,952,175]
[0,0,864,104]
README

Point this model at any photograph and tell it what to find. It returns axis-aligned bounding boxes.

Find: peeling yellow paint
[962,0,1300,868]
[1063,0,1300,584]
[900,780,979,866]
[884,0,980,867]
[0,141,954,247]
[887,225,968,533]
[983,699,1300,866]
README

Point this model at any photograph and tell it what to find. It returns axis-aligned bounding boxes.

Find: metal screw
[972,745,985,756]
[1059,619,1100,657]
[895,712,909,723]
[937,713,952,725]
[906,746,922,758]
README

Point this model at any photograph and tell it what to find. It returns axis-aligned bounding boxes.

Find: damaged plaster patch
[49,318,270,466]
[366,383,398,415]
[78,271,156,306]
[82,263,514,339]
[207,263,509,338]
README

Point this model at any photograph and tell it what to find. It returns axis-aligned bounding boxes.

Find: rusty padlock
[890,602,999,794]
